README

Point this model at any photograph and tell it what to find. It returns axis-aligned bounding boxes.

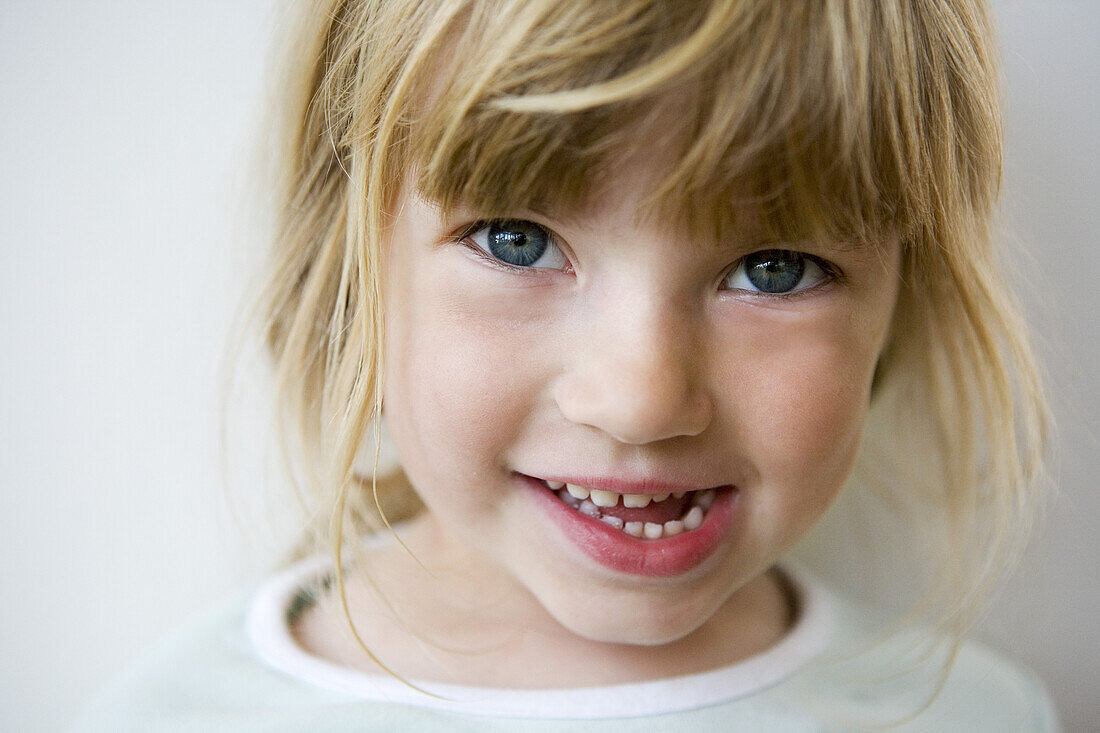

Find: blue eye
[724,249,829,294]
[467,219,567,269]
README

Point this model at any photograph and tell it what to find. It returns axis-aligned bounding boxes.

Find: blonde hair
[257,0,1048,682]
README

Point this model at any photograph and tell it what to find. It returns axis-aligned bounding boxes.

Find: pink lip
[520,475,738,578]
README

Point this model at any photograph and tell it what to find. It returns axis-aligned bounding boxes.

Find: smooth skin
[295,154,902,687]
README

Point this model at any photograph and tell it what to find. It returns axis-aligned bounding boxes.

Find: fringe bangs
[376,0,999,252]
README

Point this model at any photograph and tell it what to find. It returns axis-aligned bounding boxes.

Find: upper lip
[523,472,725,495]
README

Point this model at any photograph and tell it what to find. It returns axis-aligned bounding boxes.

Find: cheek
[764,339,870,460]
[382,252,550,486]
[714,313,884,522]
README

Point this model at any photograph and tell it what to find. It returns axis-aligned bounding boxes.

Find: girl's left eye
[723,249,832,295]
[465,219,567,270]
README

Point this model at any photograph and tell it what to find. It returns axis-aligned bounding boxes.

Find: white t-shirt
[72,554,1059,732]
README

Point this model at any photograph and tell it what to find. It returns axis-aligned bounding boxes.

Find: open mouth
[537,479,720,541]
[522,474,738,576]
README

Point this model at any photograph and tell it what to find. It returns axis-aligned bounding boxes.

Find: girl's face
[382,154,901,646]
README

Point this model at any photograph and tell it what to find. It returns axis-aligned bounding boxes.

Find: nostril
[554,371,712,444]
[551,309,712,444]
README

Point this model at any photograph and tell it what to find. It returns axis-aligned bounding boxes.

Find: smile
[544,480,717,540]
[520,474,739,577]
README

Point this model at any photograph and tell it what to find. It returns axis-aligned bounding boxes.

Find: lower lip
[522,475,738,578]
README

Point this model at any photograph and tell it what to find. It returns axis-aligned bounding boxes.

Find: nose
[553,302,713,445]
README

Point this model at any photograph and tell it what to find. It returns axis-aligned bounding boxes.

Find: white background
[1,1,1097,730]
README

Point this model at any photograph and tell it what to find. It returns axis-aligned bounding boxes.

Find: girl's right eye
[465,219,567,270]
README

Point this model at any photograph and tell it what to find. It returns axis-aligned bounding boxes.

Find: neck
[293,513,795,688]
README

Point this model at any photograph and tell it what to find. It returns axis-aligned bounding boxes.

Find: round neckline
[246,545,835,719]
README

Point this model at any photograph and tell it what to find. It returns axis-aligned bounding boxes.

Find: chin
[537,584,722,647]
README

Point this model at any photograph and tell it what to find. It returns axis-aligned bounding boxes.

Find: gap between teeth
[563,483,684,507]
[552,482,714,540]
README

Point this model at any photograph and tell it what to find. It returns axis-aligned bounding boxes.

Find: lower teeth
[600,515,624,530]
[556,488,714,540]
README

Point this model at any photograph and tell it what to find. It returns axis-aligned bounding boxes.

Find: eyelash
[458,219,569,273]
[457,219,839,296]
[721,250,839,298]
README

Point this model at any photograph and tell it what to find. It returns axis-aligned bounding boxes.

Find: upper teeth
[553,483,719,540]
[589,489,618,507]
[564,483,676,508]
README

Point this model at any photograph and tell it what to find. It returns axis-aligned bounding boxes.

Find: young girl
[75,0,1057,729]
